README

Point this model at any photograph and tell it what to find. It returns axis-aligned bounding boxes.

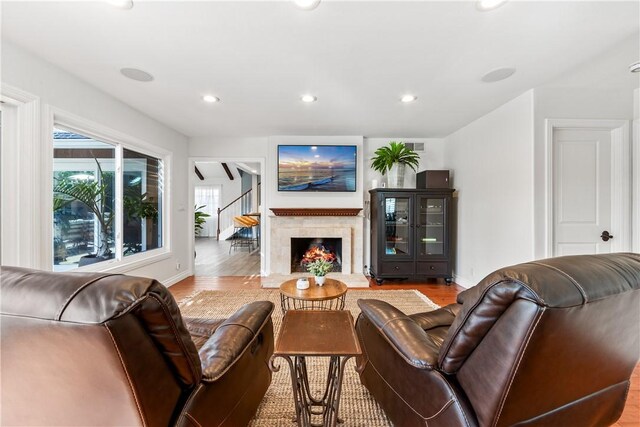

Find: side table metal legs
[270,355,353,427]
[280,293,346,314]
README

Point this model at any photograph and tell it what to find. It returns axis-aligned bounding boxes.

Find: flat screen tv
[278,145,357,192]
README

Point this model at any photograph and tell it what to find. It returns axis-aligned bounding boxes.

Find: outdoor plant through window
[53,129,115,270]
[123,148,163,256]
[52,128,164,271]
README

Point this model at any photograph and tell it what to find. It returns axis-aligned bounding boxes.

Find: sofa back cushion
[438,253,640,373]
[0,266,201,425]
[438,253,640,426]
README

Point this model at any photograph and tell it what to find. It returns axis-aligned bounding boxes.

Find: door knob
[600,231,614,242]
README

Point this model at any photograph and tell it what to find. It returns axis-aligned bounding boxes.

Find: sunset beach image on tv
[278,145,357,192]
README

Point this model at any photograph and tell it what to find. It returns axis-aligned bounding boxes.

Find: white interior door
[553,128,615,255]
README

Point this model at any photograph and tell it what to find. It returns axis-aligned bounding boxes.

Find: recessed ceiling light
[481,67,516,83]
[293,0,321,10]
[120,68,153,82]
[401,94,417,103]
[630,62,640,73]
[476,0,508,11]
[251,169,258,173]
[106,0,133,10]
[202,95,220,103]
[301,94,317,103]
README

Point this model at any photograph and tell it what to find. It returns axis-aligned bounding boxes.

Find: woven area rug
[179,289,440,426]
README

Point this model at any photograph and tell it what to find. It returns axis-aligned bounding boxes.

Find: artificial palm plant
[371,141,420,187]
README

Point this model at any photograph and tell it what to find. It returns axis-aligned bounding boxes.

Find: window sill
[67,249,172,275]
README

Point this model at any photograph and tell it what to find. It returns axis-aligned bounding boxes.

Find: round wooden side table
[279,278,348,314]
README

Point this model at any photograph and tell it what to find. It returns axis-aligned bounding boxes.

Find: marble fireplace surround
[265,209,368,288]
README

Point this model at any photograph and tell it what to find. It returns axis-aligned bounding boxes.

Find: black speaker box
[416,170,450,189]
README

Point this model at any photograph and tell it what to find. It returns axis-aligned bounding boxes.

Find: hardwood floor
[170,275,262,301]
[169,276,639,426]
[194,237,261,277]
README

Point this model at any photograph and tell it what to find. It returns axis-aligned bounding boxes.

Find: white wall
[635,88,640,253]
[441,34,638,288]
[444,90,535,287]
[1,40,191,285]
[190,137,269,158]
[532,35,639,257]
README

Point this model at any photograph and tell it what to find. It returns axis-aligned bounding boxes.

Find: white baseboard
[163,270,192,287]
[453,274,474,289]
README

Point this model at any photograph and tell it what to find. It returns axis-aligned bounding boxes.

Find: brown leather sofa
[355,253,640,427]
[1,266,274,426]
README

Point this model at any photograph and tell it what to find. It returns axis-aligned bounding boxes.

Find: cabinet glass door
[417,197,445,256]
[383,196,412,257]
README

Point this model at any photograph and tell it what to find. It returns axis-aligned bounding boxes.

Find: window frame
[48,108,171,273]
[1,85,42,268]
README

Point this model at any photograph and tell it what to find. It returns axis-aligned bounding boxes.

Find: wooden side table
[279,278,348,314]
[269,310,362,427]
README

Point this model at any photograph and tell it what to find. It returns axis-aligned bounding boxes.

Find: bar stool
[229,216,259,254]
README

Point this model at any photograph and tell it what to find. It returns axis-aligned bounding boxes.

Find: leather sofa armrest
[409,303,461,331]
[198,301,274,382]
[357,299,440,369]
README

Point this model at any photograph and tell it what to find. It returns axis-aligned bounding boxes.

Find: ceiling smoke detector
[120,68,154,82]
[630,62,640,73]
[481,67,516,83]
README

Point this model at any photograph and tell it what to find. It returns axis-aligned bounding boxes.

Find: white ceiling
[195,161,227,179]
[2,1,639,138]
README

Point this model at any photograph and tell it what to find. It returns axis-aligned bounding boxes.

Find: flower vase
[386,163,406,188]
[315,276,326,286]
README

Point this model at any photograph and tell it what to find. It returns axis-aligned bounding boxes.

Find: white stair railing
[216,188,252,240]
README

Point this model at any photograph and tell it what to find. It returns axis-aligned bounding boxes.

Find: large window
[53,128,164,271]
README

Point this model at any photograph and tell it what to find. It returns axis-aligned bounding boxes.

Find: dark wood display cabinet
[368,188,455,285]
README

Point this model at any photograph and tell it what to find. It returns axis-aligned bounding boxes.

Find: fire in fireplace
[291,238,342,273]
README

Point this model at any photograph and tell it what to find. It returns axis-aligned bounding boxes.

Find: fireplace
[291,238,342,273]
[268,214,364,281]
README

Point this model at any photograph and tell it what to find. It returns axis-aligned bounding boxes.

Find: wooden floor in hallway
[194,237,261,277]
[169,275,639,426]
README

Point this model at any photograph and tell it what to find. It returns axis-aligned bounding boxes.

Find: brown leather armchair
[0,266,274,426]
[356,253,640,427]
